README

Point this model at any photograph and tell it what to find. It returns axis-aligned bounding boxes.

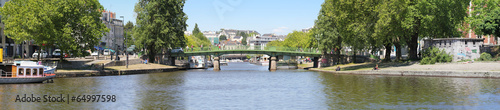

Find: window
[473,41,476,45]
[26,69,31,76]
[34,69,38,76]
[19,68,24,76]
[39,69,43,76]
[465,41,467,45]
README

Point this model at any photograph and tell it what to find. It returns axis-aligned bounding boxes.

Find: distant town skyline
[99,0,323,35]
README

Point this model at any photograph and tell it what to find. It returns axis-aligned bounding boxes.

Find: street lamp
[120,16,128,68]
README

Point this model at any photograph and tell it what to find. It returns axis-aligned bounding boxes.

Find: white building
[423,38,484,61]
[202,31,219,44]
[219,29,259,41]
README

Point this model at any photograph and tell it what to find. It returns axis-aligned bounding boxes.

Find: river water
[1,62,500,109]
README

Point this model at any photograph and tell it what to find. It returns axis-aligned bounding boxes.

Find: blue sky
[99,0,323,35]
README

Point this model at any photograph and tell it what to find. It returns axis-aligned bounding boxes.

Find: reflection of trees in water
[318,73,500,109]
[137,72,186,109]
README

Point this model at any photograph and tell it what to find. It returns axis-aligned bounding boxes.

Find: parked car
[32,50,48,58]
[52,49,62,58]
[103,49,112,56]
[91,51,99,56]
[171,47,184,53]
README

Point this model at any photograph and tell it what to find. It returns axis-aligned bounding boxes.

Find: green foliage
[267,31,313,48]
[184,34,210,48]
[0,0,109,61]
[192,23,201,35]
[134,0,187,61]
[124,21,134,49]
[315,0,468,60]
[124,21,134,31]
[266,40,283,47]
[478,52,493,61]
[420,47,453,65]
[239,32,248,45]
[467,0,500,37]
[219,35,227,41]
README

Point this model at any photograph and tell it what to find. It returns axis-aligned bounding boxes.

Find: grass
[298,63,314,68]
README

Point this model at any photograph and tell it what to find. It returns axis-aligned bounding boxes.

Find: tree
[480,8,500,37]
[0,0,108,61]
[134,0,187,62]
[124,21,134,31]
[403,0,468,60]
[192,23,201,35]
[124,21,134,49]
[239,32,248,45]
[219,35,227,41]
[373,0,410,61]
[467,0,500,37]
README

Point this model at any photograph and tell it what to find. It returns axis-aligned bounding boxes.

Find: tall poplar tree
[134,0,188,61]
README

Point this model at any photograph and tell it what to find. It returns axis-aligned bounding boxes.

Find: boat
[0,48,56,84]
[0,61,56,84]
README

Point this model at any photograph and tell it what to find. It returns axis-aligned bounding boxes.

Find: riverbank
[55,64,183,78]
[304,62,500,78]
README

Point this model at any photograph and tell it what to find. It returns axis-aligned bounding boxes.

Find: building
[423,38,484,61]
[219,29,260,41]
[232,36,242,42]
[302,27,313,33]
[461,1,498,45]
[100,10,124,51]
[202,31,219,44]
[248,34,283,47]
[184,31,192,36]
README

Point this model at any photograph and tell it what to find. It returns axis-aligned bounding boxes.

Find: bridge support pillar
[313,57,319,68]
[169,57,176,66]
[269,56,277,71]
[213,57,220,71]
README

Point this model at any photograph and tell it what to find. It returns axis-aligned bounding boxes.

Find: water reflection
[0,62,499,109]
[318,73,500,109]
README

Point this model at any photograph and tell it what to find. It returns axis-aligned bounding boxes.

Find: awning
[94,46,104,50]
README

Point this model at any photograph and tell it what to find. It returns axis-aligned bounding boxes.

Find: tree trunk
[394,42,402,61]
[148,44,156,64]
[353,48,357,63]
[384,43,392,62]
[13,43,16,58]
[321,49,327,67]
[408,34,418,60]
[408,18,420,60]
[337,37,342,64]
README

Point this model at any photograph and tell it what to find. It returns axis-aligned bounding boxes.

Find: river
[1,62,500,109]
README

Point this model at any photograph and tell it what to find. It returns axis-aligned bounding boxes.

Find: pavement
[302,61,500,78]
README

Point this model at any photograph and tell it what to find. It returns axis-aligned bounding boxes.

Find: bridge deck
[170,49,321,57]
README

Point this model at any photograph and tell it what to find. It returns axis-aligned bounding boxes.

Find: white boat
[0,61,56,84]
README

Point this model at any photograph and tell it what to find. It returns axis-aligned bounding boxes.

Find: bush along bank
[420,47,453,65]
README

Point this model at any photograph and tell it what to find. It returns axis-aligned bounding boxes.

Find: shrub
[420,47,453,65]
[478,52,493,61]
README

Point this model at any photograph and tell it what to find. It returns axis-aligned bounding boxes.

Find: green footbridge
[168,46,322,71]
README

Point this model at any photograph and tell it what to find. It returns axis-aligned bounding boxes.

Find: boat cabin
[0,61,45,78]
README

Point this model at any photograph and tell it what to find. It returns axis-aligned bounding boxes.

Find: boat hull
[0,76,55,84]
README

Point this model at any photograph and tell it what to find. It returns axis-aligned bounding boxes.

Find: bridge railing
[182,45,321,53]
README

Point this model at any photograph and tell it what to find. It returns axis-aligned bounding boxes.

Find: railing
[0,69,13,77]
[181,45,321,54]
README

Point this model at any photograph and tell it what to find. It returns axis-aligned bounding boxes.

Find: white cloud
[272,27,289,34]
